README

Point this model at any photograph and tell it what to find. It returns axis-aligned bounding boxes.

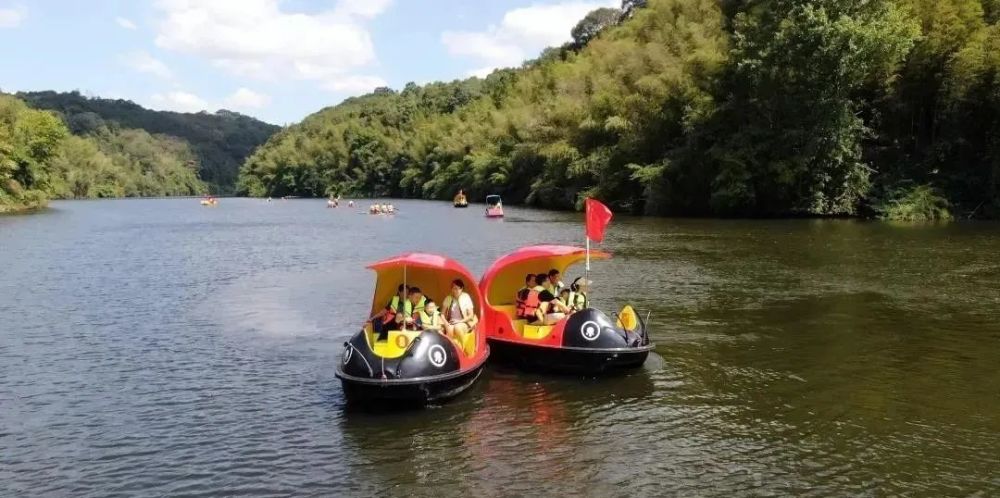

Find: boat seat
[460,331,477,356]
[617,305,639,332]
[371,330,422,359]
[522,324,553,340]
[511,319,526,335]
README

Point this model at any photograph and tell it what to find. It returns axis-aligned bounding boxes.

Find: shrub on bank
[878,184,953,222]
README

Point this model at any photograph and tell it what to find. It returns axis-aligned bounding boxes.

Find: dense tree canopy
[17,91,279,193]
[571,7,622,47]
[1,94,203,213]
[209,0,1000,219]
[0,95,68,211]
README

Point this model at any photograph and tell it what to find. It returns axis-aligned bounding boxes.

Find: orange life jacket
[515,289,540,319]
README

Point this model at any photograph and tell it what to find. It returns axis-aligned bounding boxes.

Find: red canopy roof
[367,253,466,273]
[480,245,610,306]
[366,253,482,314]
[483,245,610,276]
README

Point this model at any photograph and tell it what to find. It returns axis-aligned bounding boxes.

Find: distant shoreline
[4,196,992,223]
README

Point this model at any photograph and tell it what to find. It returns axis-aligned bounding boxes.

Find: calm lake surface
[1,198,998,496]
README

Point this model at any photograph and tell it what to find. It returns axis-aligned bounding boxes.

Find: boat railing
[609,308,652,347]
[344,341,375,376]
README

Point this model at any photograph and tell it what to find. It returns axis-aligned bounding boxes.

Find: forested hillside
[240,0,1000,219]
[1,94,203,213]
[19,91,279,193]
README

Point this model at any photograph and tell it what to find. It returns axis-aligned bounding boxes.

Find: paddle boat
[336,253,490,405]
[368,204,395,215]
[480,245,653,374]
[485,195,504,218]
[453,190,468,208]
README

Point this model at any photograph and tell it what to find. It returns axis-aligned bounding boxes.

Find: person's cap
[573,277,592,287]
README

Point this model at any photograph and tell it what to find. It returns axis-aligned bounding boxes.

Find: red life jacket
[382,295,404,324]
[515,289,540,319]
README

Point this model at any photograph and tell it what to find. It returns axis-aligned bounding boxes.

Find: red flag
[585,198,613,242]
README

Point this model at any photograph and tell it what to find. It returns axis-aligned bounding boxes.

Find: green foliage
[0,95,68,212]
[706,0,919,216]
[571,7,622,47]
[240,0,728,214]
[1,93,204,212]
[239,0,1000,218]
[878,184,953,221]
[872,0,1000,217]
[17,91,278,193]
[48,128,203,199]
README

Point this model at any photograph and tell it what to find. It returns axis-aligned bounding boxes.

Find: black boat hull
[337,362,485,405]
[486,337,652,375]
[453,203,468,208]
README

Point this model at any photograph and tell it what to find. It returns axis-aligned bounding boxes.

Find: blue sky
[0,0,616,124]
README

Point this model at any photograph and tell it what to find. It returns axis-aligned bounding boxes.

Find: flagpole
[585,198,590,273]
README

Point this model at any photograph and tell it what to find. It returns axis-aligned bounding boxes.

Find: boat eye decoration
[428,345,447,367]
[581,320,601,341]
[342,346,353,365]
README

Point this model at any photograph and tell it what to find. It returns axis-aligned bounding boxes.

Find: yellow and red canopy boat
[480,245,652,374]
[336,253,489,405]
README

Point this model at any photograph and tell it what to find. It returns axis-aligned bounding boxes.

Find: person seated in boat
[396,287,426,329]
[443,279,477,339]
[516,274,549,321]
[387,204,395,214]
[558,288,575,314]
[532,273,547,292]
[371,284,408,339]
[533,290,571,325]
[416,300,444,332]
[515,273,535,303]
[568,277,590,312]
[544,269,564,295]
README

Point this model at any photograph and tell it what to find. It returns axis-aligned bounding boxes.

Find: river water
[1,198,998,496]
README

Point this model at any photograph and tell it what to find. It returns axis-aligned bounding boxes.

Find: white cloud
[333,0,392,20]
[150,91,209,113]
[323,75,388,93]
[224,87,271,109]
[152,0,390,93]
[0,5,26,28]
[116,16,137,30]
[122,51,173,79]
[441,1,618,76]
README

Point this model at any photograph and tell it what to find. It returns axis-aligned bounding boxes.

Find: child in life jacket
[417,300,443,331]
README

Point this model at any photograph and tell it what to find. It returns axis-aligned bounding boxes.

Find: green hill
[19,90,279,194]
[240,0,1000,219]
[1,94,203,213]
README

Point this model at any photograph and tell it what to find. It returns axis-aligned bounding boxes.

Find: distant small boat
[200,197,218,206]
[453,190,468,208]
[485,195,503,218]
